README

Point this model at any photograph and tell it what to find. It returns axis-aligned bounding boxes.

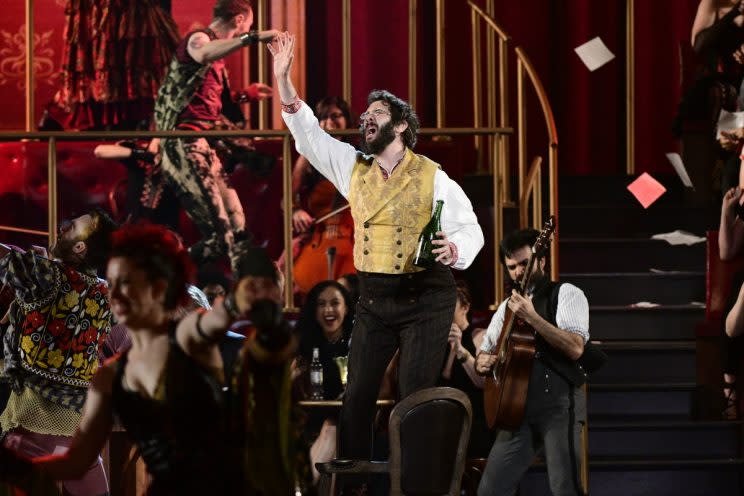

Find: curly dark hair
[213,0,252,21]
[109,223,195,310]
[499,228,546,266]
[81,208,119,274]
[366,89,420,149]
[297,280,354,358]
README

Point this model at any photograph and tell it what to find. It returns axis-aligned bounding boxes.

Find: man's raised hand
[268,32,295,80]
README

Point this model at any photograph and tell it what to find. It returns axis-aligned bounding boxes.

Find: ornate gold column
[25,0,34,132]
[408,0,417,108]
[435,0,445,127]
[342,0,351,105]
[626,0,635,174]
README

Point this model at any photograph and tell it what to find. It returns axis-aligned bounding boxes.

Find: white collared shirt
[480,283,590,353]
[282,101,485,270]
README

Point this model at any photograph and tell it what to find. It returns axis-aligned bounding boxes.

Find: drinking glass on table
[334,355,348,387]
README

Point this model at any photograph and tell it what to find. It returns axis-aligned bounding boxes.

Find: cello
[483,216,556,430]
[292,179,355,293]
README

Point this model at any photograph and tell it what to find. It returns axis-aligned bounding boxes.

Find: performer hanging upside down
[153,0,277,269]
[269,32,485,469]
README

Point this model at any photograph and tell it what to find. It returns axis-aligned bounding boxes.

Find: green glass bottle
[413,200,444,269]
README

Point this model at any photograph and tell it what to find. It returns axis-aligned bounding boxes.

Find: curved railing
[467,1,559,306]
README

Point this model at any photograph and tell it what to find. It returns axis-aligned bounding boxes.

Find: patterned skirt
[58,0,179,129]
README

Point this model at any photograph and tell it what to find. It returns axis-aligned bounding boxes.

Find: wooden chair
[316,387,472,496]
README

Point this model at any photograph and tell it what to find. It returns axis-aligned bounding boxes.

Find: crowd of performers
[0,0,601,495]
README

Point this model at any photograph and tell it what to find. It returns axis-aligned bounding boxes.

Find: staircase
[519,175,744,495]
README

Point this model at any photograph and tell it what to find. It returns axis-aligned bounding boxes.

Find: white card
[574,37,615,72]
[716,109,744,139]
[650,230,706,246]
[665,152,694,189]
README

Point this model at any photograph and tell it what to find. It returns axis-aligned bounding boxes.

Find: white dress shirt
[282,101,485,270]
[480,283,590,353]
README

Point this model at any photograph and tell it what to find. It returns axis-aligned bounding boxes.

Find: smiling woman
[296,280,354,402]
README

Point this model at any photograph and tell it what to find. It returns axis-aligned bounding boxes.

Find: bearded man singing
[269,32,485,470]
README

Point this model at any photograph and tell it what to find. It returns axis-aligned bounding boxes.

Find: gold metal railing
[18,0,561,311]
[0,127,511,312]
[467,2,559,308]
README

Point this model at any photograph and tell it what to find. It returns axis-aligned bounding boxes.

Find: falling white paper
[649,268,686,274]
[716,109,744,139]
[574,37,615,72]
[629,302,660,308]
[665,153,694,189]
[650,230,706,246]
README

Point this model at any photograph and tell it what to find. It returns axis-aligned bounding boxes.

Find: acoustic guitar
[483,216,556,430]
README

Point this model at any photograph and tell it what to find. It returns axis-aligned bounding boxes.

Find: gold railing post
[282,136,297,312]
[471,11,483,171]
[491,136,503,309]
[626,0,635,175]
[516,60,526,196]
[257,0,268,129]
[25,0,34,132]
[486,0,496,175]
[498,38,510,200]
[435,0,446,127]
[342,0,351,105]
[408,0,417,109]
[549,144,558,279]
[47,138,57,248]
[533,165,542,229]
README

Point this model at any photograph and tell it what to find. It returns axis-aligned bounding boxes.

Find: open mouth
[365,125,378,141]
[323,315,338,325]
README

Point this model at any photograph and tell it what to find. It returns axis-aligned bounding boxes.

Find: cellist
[279,96,356,294]
[475,228,590,496]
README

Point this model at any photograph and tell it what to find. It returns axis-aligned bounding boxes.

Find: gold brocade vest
[348,149,438,274]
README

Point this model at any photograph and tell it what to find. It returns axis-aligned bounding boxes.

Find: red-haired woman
[0,223,283,494]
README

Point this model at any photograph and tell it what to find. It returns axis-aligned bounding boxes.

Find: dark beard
[511,266,548,293]
[359,121,396,155]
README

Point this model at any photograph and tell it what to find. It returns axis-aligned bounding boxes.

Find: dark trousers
[338,266,456,460]
[478,361,586,496]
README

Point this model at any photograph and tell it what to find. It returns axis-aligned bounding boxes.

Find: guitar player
[475,228,590,496]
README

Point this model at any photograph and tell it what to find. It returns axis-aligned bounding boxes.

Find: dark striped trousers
[338,264,456,460]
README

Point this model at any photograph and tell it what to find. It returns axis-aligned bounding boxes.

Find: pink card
[627,173,666,209]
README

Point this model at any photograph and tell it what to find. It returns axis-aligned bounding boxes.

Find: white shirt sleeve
[480,299,508,352]
[281,102,357,197]
[433,169,484,270]
[555,283,590,343]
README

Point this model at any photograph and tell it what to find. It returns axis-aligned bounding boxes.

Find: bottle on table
[310,347,324,400]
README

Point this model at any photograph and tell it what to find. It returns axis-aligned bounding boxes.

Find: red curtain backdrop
[0,0,705,175]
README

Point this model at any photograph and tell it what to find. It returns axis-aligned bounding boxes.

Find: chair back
[388,387,472,495]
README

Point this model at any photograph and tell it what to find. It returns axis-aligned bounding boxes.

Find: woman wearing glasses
[282,96,357,296]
